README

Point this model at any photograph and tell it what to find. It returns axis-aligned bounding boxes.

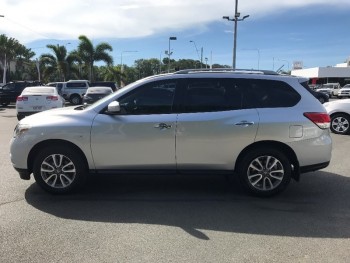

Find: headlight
[13,124,31,138]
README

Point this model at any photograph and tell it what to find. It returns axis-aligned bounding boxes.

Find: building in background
[292,58,350,86]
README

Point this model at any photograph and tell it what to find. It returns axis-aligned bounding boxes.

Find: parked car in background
[83,86,113,105]
[46,82,65,95]
[10,69,332,197]
[90,81,118,91]
[301,82,329,103]
[61,80,90,105]
[337,84,350,98]
[316,83,341,98]
[0,81,42,106]
[324,99,350,135]
[16,86,65,120]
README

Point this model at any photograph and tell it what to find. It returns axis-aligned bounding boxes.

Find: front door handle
[154,123,172,129]
[234,121,255,127]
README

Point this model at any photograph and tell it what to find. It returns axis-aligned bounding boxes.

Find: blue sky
[1,1,350,71]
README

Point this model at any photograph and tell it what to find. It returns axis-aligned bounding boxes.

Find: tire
[330,113,350,135]
[17,113,25,121]
[70,95,82,105]
[238,148,292,197]
[33,146,87,194]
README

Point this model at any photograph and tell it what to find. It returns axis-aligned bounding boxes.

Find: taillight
[17,96,28,101]
[304,112,330,129]
[46,96,58,101]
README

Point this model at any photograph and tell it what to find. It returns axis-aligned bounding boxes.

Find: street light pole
[189,40,201,66]
[223,0,249,70]
[121,50,138,87]
[167,37,177,73]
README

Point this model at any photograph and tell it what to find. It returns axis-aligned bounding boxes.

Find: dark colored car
[0,81,42,106]
[300,82,329,104]
[82,86,113,105]
[90,81,118,91]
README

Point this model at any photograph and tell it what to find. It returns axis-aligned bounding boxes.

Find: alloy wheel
[40,154,76,189]
[247,155,284,191]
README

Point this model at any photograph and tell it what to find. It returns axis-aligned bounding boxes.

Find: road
[1,106,350,263]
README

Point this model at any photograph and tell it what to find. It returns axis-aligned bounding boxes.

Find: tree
[76,35,113,81]
[0,34,32,83]
[40,44,80,82]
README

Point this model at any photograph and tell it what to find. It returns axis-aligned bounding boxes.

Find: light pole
[205,57,208,69]
[166,37,177,73]
[120,50,138,87]
[223,0,249,70]
[189,40,204,69]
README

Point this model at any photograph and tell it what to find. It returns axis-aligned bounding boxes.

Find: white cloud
[0,0,349,43]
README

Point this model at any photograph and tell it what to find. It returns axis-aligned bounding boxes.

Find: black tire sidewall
[33,146,87,194]
[70,95,81,105]
[238,148,292,197]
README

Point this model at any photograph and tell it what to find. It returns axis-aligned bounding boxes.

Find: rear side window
[244,79,301,108]
[183,79,243,113]
[66,82,88,88]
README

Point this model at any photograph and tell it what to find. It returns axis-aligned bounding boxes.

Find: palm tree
[40,44,80,82]
[0,35,23,83]
[76,35,113,81]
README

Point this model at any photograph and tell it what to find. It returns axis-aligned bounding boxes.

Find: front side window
[118,81,177,115]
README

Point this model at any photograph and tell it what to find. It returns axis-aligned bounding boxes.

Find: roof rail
[174,68,278,75]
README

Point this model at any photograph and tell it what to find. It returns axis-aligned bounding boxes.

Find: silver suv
[10,70,332,196]
[61,80,90,105]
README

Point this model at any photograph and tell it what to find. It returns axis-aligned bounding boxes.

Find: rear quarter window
[244,79,301,108]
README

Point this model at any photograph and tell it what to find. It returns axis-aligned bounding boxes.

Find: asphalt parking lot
[1,105,350,263]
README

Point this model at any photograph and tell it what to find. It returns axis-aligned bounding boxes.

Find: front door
[90,80,179,171]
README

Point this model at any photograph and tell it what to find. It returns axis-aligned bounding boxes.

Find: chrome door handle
[154,123,172,129]
[234,121,255,127]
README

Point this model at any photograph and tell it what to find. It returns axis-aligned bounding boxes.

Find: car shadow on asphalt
[24,171,350,240]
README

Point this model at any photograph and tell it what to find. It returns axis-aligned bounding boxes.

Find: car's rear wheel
[238,148,292,197]
[33,146,87,194]
[70,95,82,105]
[330,113,350,135]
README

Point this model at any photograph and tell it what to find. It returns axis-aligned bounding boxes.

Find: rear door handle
[234,121,255,127]
[154,123,172,129]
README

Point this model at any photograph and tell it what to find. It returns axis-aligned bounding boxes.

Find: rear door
[176,78,259,171]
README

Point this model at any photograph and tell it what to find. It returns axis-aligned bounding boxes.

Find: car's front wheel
[33,146,87,194]
[330,113,350,135]
[238,148,292,197]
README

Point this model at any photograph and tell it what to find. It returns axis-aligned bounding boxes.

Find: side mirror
[107,101,121,114]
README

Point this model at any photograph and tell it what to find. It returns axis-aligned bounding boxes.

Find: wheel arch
[27,139,89,175]
[329,111,350,119]
[234,140,300,181]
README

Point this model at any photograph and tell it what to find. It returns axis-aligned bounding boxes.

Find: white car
[324,99,350,135]
[337,84,350,98]
[16,86,65,120]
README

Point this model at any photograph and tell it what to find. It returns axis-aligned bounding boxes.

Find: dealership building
[291,60,350,86]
